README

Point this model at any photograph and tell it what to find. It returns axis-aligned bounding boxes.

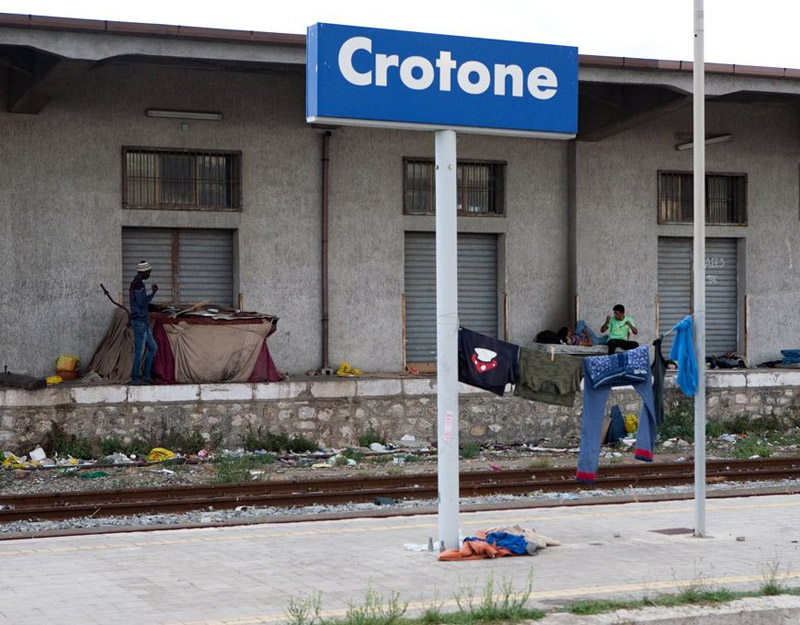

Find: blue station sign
[307,23,578,138]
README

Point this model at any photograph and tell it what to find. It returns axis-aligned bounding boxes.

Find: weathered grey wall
[1,62,570,377]
[0,64,324,377]
[575,101,800,364]
[326,127,569,371]
[3,55,800,378]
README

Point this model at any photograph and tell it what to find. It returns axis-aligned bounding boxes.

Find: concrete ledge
[71,385,128,404]
[128,384,200,403]
[309,380,357,398]
[0,387,72,407]
[253,381,308,401]
[199,384,253,401]
[356,379,402,397]
[538,595,800,624]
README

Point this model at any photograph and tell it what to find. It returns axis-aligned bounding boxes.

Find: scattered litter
[369,442,387,452]
[662,439,675,448]
[719,433,738,443]
[249,470,265,477]
[146,447,176,462]
[29,446,46,462]
[489,464,502,471]
[374,496,395,506]
[335,361,361,377]
[621,438,636,447]
[196,449,209,459]
[404,540,443,552]
[79,471,109,480]
[108,452,133,465]
[400,434,416,442]
[311,463,329,469]
[46,375,63,385]
[736,536,746,542]
[559,493,579,500]
[612,452,622,457]
[624,414,638,433]
[392,456,405,466]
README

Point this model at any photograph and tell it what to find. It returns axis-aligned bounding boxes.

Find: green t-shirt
[608,315,635,340]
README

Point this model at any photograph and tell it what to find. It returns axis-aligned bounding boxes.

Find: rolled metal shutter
[121,227,174,304]
[657,237,737,355]
[705,238,738,355]
[404,232,498,363]
[657,238,692,355]
[178,229,234,305]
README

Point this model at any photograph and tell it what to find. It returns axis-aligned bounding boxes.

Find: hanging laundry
[458,328,520,396]
[669,316,698,396]
[514,348,583,406]
[651,338,668,425]
[576,346,658,483]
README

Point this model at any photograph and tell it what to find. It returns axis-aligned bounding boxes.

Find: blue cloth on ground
[605,405,627,444]
[669,316,697,396]
[781,349,800,365]
[464,531,529,555]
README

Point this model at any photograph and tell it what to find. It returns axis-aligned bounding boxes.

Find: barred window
[404,158,505,216]
[658,171,747,225]
[123,147,242,210]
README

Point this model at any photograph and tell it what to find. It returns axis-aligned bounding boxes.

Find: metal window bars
[123,147,241,210]
[658,171,747,225]
[403,158,505,216]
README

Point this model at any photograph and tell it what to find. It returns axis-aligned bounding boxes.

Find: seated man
[600,304,639,354]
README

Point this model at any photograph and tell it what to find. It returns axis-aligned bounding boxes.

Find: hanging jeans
[131,319,157,383]
[576,360,657,483]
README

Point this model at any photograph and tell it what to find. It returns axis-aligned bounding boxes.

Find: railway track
[1,456,799,523]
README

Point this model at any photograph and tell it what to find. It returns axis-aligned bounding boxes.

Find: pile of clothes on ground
[439,524,560,561]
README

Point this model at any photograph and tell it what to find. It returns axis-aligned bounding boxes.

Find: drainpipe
[321,131,331,369]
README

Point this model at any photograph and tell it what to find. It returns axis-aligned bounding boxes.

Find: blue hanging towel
[669,316,698,396]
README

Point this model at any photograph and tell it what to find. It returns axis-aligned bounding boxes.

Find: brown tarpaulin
[86,308,134,384]
[162,320,273,383]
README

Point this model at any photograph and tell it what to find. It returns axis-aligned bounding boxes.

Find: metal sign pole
[693,0,707,538]
[435,129,460,550]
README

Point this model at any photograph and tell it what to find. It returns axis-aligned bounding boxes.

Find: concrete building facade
[1,15,799,378]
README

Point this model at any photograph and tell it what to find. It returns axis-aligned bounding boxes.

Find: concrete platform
[0,494,799,624]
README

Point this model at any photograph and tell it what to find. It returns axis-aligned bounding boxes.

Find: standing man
[130,260,158,384]
[601,304,639,354]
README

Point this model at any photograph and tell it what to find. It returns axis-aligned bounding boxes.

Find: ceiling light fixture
[675,133,732,151]
[146,109,223,121]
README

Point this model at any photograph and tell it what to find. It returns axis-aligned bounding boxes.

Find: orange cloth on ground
[438,539,514,561]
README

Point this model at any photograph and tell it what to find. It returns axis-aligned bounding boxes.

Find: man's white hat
[137,260,152,273]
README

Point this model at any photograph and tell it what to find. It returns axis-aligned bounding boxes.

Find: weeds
[45,421,95,459]
[100,436,151,458]
[760,557,787,596]
[286,591,323,625]
[345,587,408,625]
[213,453,277,483]
[342,448,365,462]
[358,429,386,448]
[732,436,772,459]
[528,457,551,469]
[243,427,318,454]
[459,441,481,459]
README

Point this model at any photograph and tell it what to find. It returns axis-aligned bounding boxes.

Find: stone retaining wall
[1,371,799,453]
